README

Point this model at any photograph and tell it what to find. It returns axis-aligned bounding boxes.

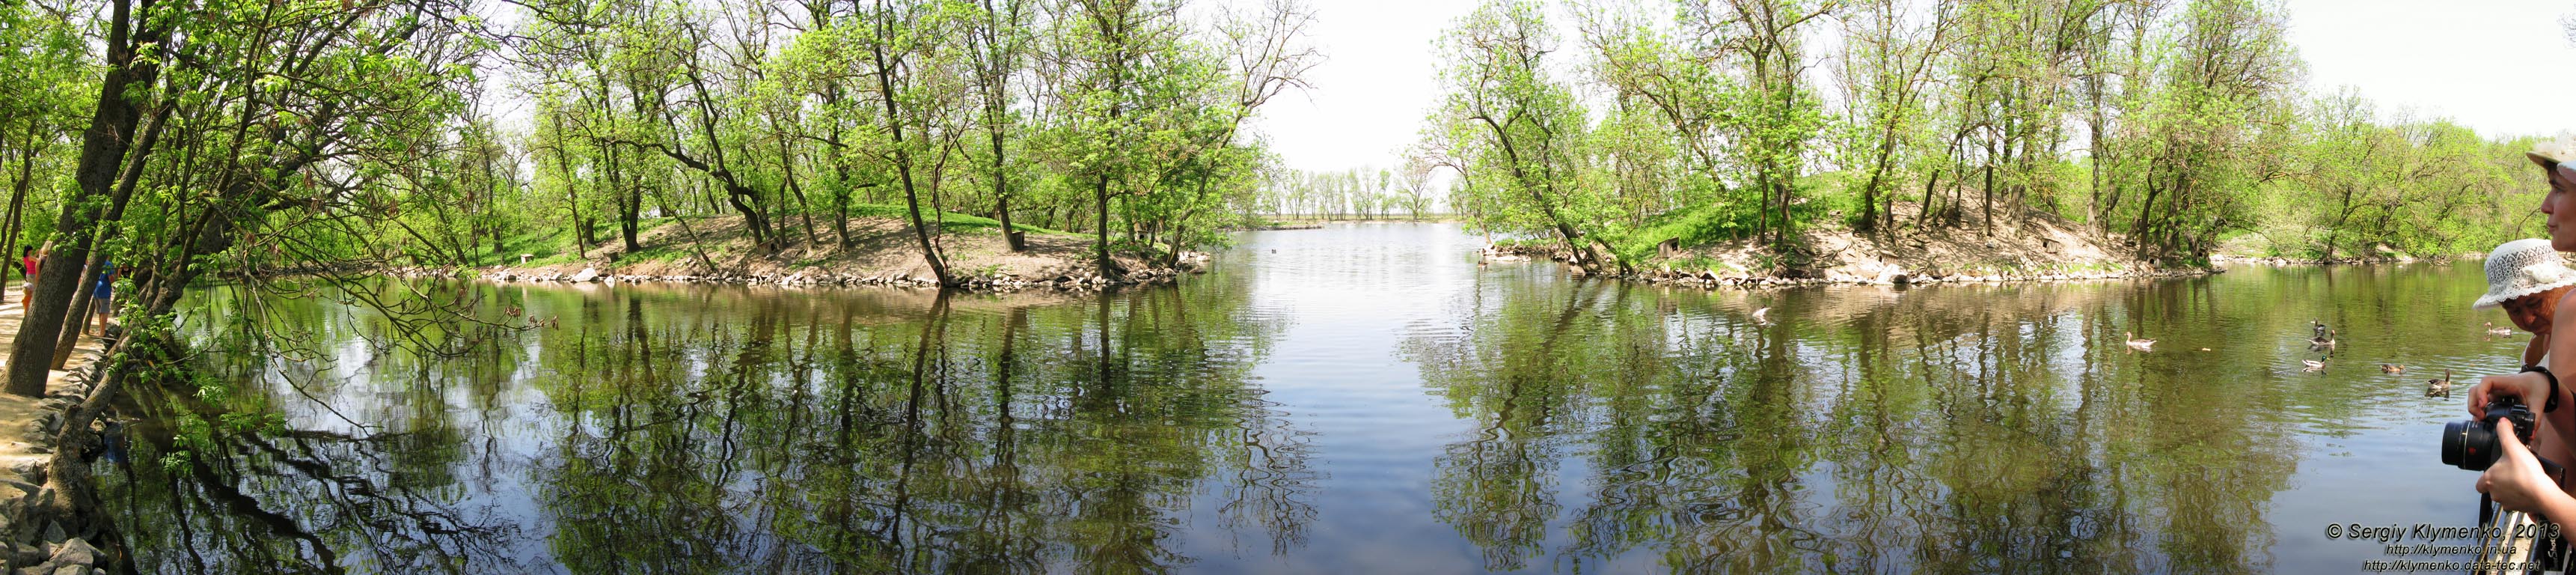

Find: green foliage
[1411,0,2536,268]
[1430,1,1623,270]
[842,204,1072,235]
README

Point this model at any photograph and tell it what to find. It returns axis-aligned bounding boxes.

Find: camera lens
[2445,418,2502,471]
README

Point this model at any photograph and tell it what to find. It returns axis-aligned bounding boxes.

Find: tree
[7,0,171,398]
[1430,0,1618,273]
[1835,0,1956,234]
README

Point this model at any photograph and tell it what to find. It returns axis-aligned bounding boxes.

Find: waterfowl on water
[1752,307,1772,325]
[2488,322,2517,336]
[2303,359,2328,372]
[2310,329,2338,350]
[2381,364,2406,374]
[2123,332,2155,352]
[2427,370,2454,398]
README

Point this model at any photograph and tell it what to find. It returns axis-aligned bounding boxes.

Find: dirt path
[0,285,108,477]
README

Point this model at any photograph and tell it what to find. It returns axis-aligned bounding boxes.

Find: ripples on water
[112,223,2521,574]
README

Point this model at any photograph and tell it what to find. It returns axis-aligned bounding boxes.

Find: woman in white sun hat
[2476,238,2576,368]
[2472,150,2576,525]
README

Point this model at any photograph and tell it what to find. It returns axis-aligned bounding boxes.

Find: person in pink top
[18,246,37,308]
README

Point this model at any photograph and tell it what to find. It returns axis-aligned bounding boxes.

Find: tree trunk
[605,145,641,254]
[991,125,1022,252]
[1981,151,1994,237]
[8,1,163,398]
[777,135,820,248]
[49,255,105,368]
[871,4,953,287]
[1,116,42,285]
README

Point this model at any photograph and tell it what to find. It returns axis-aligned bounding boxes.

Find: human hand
[2473,373,2548,418]
[2479,419,2567,515]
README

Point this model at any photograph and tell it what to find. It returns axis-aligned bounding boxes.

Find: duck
[2381,364,2405,374]
[1752,307,1772,325]
[2488,322,2517,337]
[2309,329,2338,350]
[2427,370,2454,398]
[2302,359,2327,372]
[2124,332,2156,352]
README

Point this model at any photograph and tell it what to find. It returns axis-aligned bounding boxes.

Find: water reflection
[1402,276,2313,573]
[102,225,2522,574]
[116,274,1309,574]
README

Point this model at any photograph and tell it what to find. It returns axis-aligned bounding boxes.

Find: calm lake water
[109,222,2520,574]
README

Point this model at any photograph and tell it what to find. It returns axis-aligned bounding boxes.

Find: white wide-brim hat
[2476,238,2576,309]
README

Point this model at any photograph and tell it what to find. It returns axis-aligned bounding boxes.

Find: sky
[1246,0,2576,174]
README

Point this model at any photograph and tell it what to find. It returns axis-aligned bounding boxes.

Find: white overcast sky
[1246,0,2576,174]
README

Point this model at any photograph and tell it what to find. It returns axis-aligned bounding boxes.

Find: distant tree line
[1425,0,2546,274]
[1247,162,1439,221]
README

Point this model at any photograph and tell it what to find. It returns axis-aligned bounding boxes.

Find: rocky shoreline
[376,250,1213,291]
[0,337,111,575]
[1487,243,2221,288]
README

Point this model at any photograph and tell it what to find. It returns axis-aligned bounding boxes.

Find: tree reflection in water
[112,279,1309,574]
[1403,278,2295,574]
[104,236,2352,574]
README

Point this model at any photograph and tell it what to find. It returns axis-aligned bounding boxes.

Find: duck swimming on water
[2381,364,2405,374]
[2302,359,2328,372]
[2427,370,2454,398]
[2123,332,2155,352]
[2310,329,2338,350]
[2488,322,2517,337]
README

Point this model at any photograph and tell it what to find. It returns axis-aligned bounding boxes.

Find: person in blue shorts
[90,259,113,334]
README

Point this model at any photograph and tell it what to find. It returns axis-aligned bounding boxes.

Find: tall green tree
[1431,0,1618,273]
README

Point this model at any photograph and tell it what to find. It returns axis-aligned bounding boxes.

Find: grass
[481,218,687,268]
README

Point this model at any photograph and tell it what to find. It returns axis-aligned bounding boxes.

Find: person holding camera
[2473,151,2576,522]
[2470,240,2576,470]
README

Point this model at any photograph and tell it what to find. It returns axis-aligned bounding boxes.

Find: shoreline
[1484,243,2222,288]
[1496,247,2482,289]
[340,213,1217,291]
[2209,253,2477,267]
[373,250,1211,291]
[0,285,115,574]
[1471,204,2499,289]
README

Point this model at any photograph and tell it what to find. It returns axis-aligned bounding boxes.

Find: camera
[2445,397,2539,471]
